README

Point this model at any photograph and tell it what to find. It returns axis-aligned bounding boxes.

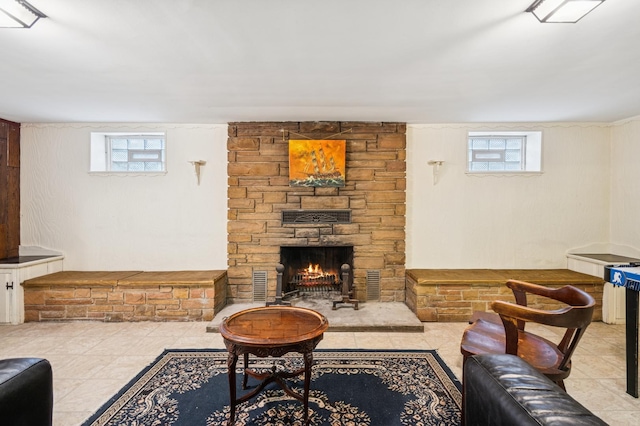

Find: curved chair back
[461,280,596,389]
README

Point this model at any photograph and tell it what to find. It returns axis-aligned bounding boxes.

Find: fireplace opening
[280,246,353,295]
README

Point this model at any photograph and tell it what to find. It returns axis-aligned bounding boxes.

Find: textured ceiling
[1,0,639,124]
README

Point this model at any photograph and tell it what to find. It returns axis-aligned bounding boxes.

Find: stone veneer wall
[227,122,406,303]
[406,269,604,322]
[24,284,220,322]
[22,270,227,322]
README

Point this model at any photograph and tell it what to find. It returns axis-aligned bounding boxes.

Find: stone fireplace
[227,121,406,304]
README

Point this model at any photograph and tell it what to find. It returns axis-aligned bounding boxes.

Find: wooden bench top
[23,271,142,287]
[118,270,226,286]
[23,270,227,287]
[406,269,604,285]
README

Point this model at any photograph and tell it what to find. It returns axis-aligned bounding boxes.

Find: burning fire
[296,263,336,282]
[306,263,325,277]
[292,263,339,288]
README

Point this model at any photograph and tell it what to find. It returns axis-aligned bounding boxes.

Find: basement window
[90,132,166,173]
[467,131,542,173]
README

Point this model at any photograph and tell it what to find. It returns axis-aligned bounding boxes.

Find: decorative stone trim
[281,210,352,224]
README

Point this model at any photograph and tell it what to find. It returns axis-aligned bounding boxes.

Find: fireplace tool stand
[333,264,359,310]
[266,263,292,306]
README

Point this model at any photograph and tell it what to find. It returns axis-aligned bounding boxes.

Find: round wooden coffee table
[220,306,329,425]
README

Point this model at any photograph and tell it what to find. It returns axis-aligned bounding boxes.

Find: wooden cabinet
[0,257,64,324]
[0,119,20,259]
[0,272,9,323]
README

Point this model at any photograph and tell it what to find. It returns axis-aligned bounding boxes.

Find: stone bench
[405,269,604,322]
[22,270,227,322]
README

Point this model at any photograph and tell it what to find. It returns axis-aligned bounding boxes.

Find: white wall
[610,117,640,256]
[20,123,228,271]
[407,123,611,269]
[20,121,625,271]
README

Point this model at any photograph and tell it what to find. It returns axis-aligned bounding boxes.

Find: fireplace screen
[280,246,353,295]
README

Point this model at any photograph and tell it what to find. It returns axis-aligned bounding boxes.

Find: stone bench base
[405,269,604,322]
[22,270,227,322]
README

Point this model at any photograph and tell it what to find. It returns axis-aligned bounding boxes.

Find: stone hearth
[227,122,406,304]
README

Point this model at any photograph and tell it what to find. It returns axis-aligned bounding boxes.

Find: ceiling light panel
[0,0,46,28]
[528,0,605,23]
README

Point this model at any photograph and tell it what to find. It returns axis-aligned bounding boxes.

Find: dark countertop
[0,255,61,265]
[568,253,640,264]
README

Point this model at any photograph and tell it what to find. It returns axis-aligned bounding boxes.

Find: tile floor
[0,320,638,425]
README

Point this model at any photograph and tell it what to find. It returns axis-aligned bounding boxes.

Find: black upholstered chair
[0,358,53,426]
[464,354,606,425]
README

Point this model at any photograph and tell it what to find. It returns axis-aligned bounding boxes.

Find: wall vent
[282,210,351,224]
[366,270,381,301]
[252,270,267,302]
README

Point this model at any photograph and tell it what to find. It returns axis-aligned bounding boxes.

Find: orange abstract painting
[289,140,346,187]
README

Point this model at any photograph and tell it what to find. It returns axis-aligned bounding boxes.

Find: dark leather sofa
[0,358,53,426]
[464,354,607,426]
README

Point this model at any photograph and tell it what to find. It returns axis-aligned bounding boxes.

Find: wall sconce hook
[427,160,444,185]
[188,160,206,185]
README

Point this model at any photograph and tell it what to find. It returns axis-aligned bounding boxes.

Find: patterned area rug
[83,349,461,426]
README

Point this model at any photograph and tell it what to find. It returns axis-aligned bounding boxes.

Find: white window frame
[90,132,167,174]
[467,131,542,174]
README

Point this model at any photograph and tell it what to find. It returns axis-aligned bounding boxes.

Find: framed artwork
[289,140,346,187]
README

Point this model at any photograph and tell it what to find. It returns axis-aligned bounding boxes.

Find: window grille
[107,135,165,172]
[468,135,525,172]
